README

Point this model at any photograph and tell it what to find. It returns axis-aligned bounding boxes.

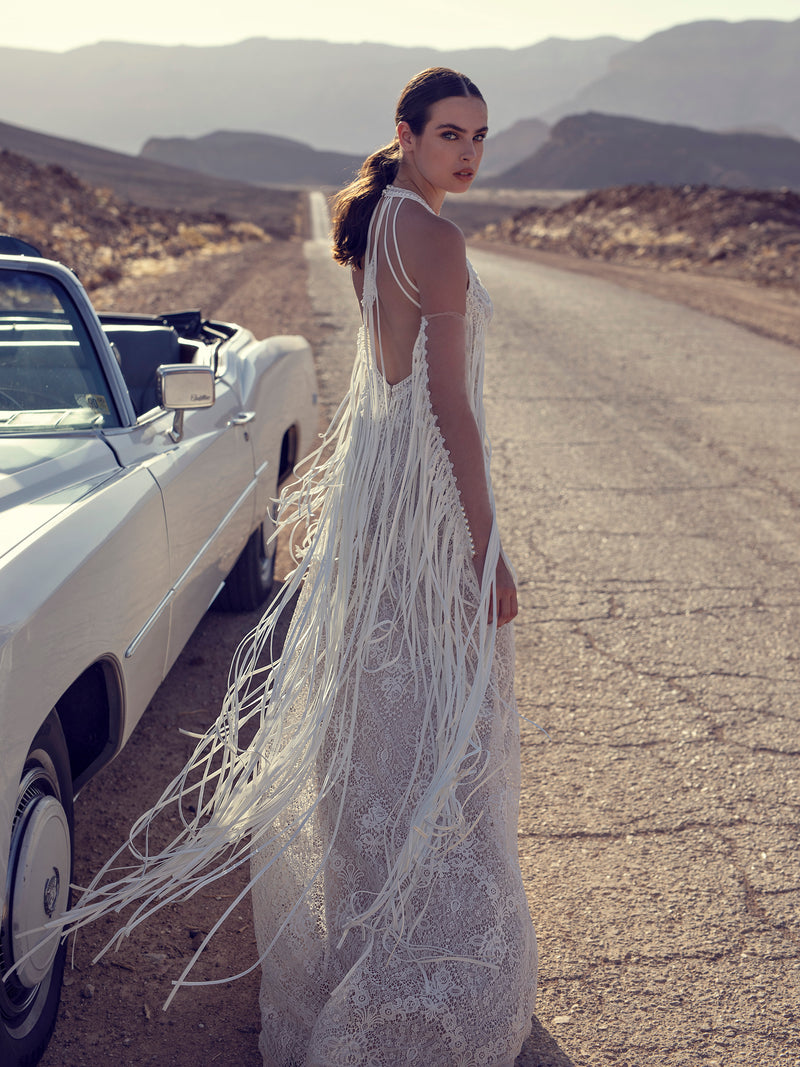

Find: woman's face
[399,95,488,195]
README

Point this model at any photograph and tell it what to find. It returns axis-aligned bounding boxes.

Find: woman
[63,67,537,1066]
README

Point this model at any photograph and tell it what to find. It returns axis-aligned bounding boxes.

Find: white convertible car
[0,237,318,1065]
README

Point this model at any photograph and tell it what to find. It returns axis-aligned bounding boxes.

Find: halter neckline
[384,184,437,214]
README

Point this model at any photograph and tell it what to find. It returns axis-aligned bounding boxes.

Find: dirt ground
[38,237,799,1067]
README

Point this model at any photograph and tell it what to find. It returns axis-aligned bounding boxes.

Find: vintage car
[0,238,318,1065]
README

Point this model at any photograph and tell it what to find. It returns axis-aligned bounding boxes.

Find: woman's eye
[474,133,486,142]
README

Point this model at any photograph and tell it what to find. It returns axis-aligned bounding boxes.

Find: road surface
[468,245,799,1066]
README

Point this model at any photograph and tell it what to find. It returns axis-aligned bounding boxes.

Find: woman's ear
[397,121,415,152]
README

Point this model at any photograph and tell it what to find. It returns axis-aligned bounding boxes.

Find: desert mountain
[0,36,627,155]
[548,19,800,138]
[0,119,300,237]
[142,123,550,188]
[486,112,800,190]
[141,131,361,188]
[0,22,798,162]
[481,118,550,178]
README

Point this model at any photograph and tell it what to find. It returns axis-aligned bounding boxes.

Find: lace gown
[61,186,536,1066]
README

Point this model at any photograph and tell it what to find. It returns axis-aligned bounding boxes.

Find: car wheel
[0,714,73,1067]
[216,514,277,613]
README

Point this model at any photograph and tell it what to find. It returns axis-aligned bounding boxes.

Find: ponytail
[331,139,400,268]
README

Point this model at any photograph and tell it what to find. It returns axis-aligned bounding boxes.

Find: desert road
[466,245,800,1066]
[306,195,800,1064]
[41,207,799,1066]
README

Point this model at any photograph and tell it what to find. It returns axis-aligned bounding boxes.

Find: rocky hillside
[482,184,800,288]
[0,119,302,238]
[488,113,800,190]
[0,149,271,291]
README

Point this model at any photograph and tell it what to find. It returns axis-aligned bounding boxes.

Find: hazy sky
[5,0,800,52]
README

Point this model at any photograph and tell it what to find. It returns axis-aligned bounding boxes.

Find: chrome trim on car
[228,411,256,426]
[125,465,267,658]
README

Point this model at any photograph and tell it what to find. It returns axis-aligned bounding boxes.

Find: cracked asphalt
[467,247,800,1066]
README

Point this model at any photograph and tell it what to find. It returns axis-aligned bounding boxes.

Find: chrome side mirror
[157,364,215,442]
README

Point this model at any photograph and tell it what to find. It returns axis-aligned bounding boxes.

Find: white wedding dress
[250,187,537,1065]
[63,186,537,1066]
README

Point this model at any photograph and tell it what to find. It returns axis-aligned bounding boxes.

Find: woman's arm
[409,215,517,626]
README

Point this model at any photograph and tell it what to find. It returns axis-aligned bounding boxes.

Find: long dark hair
[330,67,484,268]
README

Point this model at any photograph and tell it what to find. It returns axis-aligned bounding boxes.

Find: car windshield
[0,269,120,433]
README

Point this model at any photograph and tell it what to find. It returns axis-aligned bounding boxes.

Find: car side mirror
[157,364,215,442]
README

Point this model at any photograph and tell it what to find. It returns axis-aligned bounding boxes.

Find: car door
[108,368,256,673]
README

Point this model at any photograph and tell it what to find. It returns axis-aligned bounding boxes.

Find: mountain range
[4,102,800,207]
[0,36,626,156]
[0,20,798,160]
[489,112,800,190]
[546,19,800,137]
[1,20,799,200]
[0,119,300,236]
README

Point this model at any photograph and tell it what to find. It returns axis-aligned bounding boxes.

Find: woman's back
[354,186,472,388]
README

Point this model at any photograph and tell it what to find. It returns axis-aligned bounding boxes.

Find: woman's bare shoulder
[398,201,467,274]
[400,199,465,243]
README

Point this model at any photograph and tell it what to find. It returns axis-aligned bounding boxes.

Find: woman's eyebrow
[435,122,490,134]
